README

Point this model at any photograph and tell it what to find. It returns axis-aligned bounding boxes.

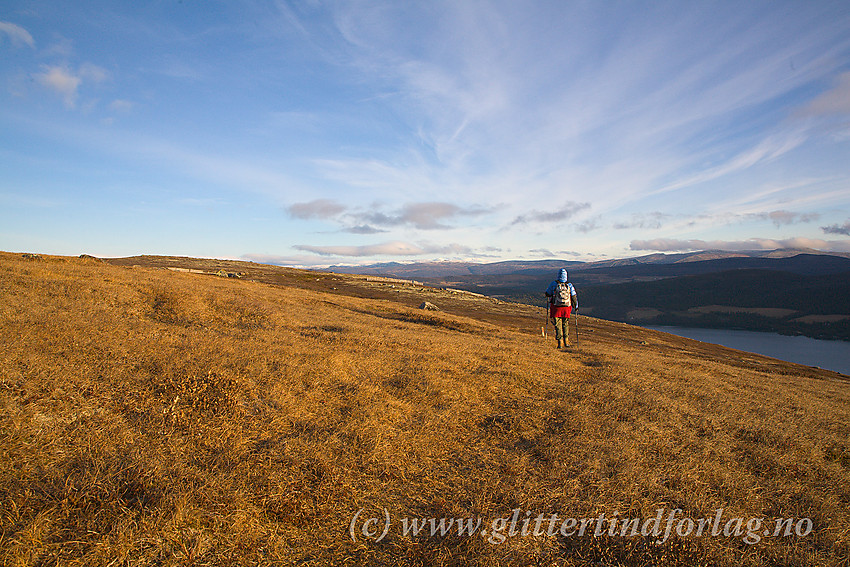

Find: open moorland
[1,252,848,566]
[324,253,850,340]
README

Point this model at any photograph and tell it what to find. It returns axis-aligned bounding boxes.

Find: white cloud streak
[34,64,109,108]
[293,240,479,257]
[801,72,850,117]
[511,202,591,226]
[286,198,496,231]
[5,2,850,262]
[613,213,673,230]
[631,237,850,253]
[109,99,135,112]
[0,21,34,48]
[255,0,850,235]
[35,66,81,108]
[356,202,494,230]
[754,211,821,227]
[288,199,347,220]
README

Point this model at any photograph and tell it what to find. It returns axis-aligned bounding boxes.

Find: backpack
[553,282,572,307]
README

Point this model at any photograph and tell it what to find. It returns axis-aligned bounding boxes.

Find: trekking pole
[573,310,580,348]
[541,297,548,337]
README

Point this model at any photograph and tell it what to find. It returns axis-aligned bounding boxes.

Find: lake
[642,325,850,376]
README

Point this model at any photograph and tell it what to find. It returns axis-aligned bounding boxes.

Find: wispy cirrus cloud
[750,210,821,227]
[511,202,591,226]
[312,1,850,211]
[287,198,347,220]
[109,99,135,112]
[35,63,108,108]
[0,21,34,48]
[295,241,424,257]
[613,212,673,230]
[575,218,602,233]
[800,72,850,117]
[240,253,339,268]
[341,225,388,234]
[294,240,484,257]
[232,4,850,261]
[286,199,496,231]
[356,202,494,230]
[631,237,850,253]
[612,209,820,234]
[35,66,80,108]
[4,3,850,262]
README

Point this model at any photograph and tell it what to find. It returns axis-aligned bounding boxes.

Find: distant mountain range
[322,249,850,340]
[325,248,850,280]
[326,259,582,279]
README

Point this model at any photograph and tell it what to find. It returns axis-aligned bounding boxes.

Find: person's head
[558,268,568,283]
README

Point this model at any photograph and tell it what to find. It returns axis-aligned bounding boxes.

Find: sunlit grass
[1,252,848,565]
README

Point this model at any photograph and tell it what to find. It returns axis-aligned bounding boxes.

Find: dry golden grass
[1,251,848,566]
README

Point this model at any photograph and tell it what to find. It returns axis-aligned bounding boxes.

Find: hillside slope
[1,252,848,566]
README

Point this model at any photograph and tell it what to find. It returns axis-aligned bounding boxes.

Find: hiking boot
[556,339,562,349]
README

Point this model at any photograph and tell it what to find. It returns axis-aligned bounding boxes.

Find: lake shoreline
[642,324,850,376]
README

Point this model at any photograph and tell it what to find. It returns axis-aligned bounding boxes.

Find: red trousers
[549,305,572,318]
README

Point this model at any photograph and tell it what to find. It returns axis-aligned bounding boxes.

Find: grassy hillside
[1,252,849,566]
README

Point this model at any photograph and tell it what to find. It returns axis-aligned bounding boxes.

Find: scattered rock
[79,254,103,262]
[21,253,43,261]
[215,270,244,278]
[419,301,440,311]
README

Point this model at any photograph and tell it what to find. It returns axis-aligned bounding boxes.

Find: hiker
[545,268,578,349]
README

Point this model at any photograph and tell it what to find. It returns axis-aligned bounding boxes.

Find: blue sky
[2,1,850,266]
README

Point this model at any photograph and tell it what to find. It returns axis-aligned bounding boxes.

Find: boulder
[419,301,440,311]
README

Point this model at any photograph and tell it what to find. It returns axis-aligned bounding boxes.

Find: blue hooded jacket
[546,269,577,305]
